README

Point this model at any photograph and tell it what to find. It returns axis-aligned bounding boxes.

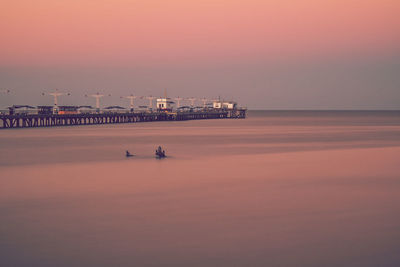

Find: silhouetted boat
[155,146,166,158]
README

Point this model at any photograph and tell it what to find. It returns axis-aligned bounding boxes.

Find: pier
[0,109,246,129]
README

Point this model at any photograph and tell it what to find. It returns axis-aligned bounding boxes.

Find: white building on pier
[213,101,237,110]
[156,98,175,111]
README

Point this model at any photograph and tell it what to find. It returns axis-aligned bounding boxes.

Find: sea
[1,110,400,266]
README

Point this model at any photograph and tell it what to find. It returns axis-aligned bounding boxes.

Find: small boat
[126,150,134,157]
[155,146,166,158]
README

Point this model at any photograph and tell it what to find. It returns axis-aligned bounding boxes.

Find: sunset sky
[1,0,399,109]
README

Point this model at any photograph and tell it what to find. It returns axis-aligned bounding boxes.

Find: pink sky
[1,0,399,66]
[1,0,399,109]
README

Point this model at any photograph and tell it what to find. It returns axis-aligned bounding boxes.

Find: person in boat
[126,150,133,157]
[155,146,166,158]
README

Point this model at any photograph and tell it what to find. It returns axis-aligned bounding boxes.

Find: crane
[174,96,183,108]
[42,89,70,113]
[121,94,138,112]
[200,98,209,108]
[85,92,105,112]
[186,97,196,107]
[146,95,156,110]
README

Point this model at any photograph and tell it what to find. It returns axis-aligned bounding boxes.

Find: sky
[0,0,399,109]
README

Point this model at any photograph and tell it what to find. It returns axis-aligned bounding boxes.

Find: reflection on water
[1,111,400,166]
[1,111,400,266]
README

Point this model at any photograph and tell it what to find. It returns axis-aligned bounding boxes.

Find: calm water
[1,111,400,266]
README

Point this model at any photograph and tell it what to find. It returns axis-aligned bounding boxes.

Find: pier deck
[0,109,246,129]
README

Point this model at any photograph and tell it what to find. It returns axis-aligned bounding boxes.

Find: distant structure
[77,106,95,114]
[146,96,156,110]
[186,97,196,107]
[122,94,137,112]
[156,97,174,112]
[0,90,247,128]
[42,90,70,114]
[8,105,36,115]
[213,100,237,110]
[156,89,174,112]
[86,93,104,113]
[58,106,79,115]
[174,97,183,108]
[103,106,126,113]
[200,98,209,108]
[37,106,53,115]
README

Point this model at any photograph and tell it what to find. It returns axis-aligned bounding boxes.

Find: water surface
[1,111,400,266]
